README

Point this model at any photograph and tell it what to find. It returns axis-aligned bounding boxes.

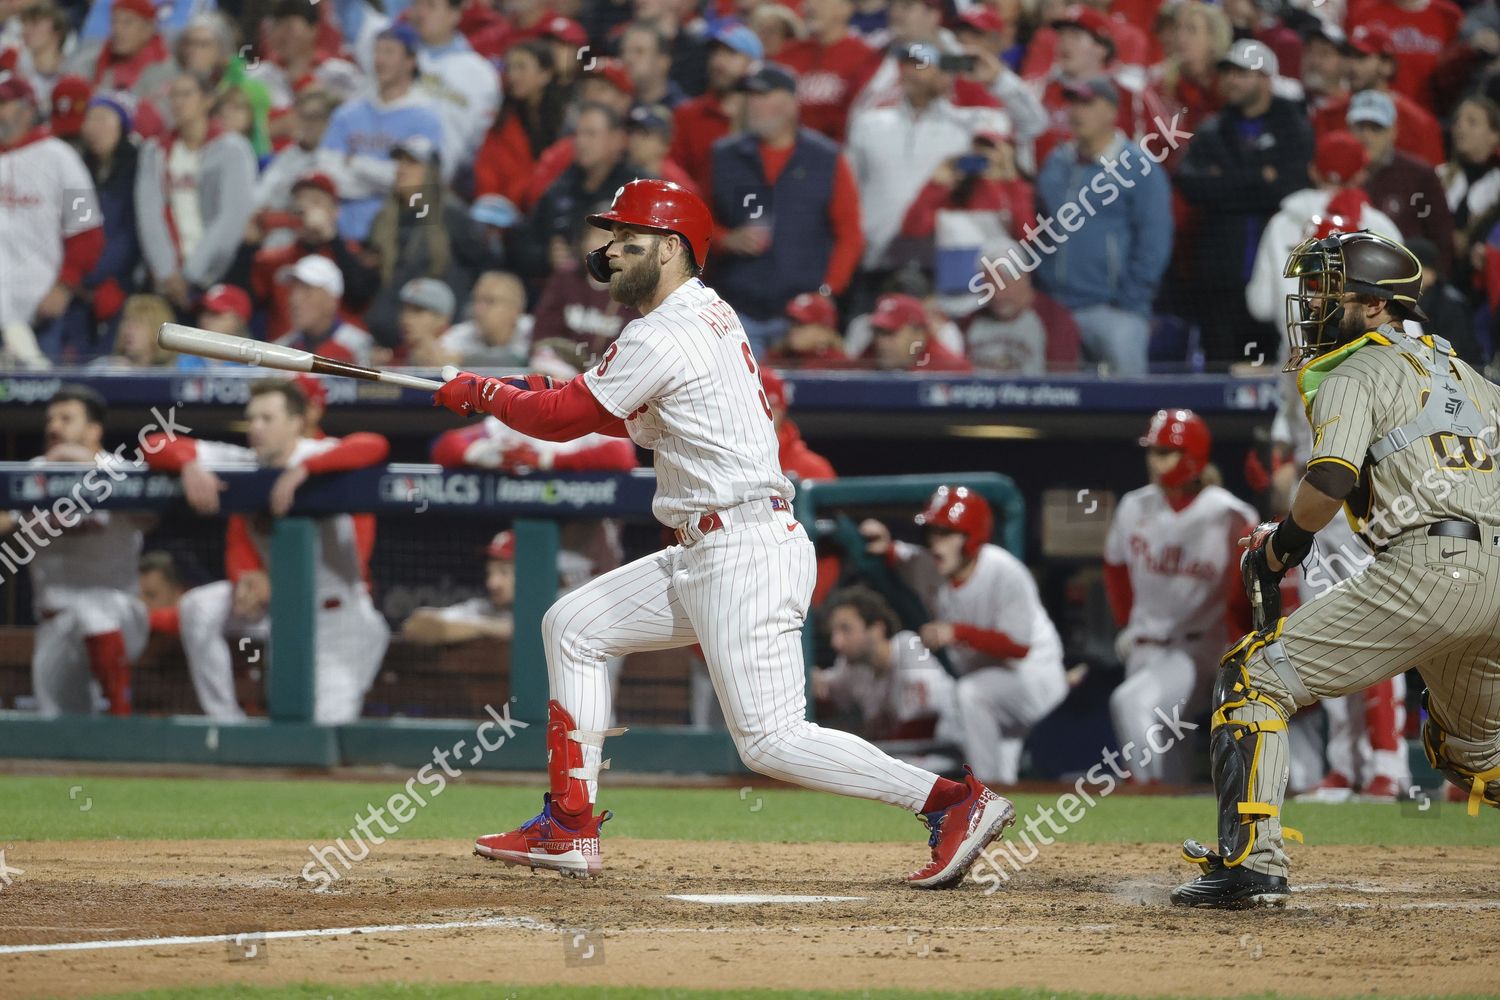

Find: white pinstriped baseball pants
[543,499,940,811]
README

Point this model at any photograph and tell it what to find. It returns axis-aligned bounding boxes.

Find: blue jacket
[1033,132,1172,316]
[709,128,839,320]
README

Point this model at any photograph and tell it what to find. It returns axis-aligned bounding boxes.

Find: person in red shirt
[467,0,561,60]
[669,24,761,193]
[777,0,882,142]
[865,292,973,372]
[1310,24,1443,168]
[759,366,836,481]
[1347,0,1462,107]
[768,291,852,366]
[1149,0,1230,141]
[473,40,570,208]
[1020,0,1152,79]
[1031,5,1170,166]
[89,0,171,137]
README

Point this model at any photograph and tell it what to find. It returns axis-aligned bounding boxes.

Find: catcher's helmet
[914,485,993,560]
[585,179,712,282]
[1282,229,1428,370]
[1140,408,1210,489]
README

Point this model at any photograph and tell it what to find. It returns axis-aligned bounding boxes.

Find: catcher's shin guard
[1209,628,1297,870]
[1419,689,1500,817]
[547,699,626,821]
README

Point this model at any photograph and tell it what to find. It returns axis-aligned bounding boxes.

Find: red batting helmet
[914,485,993,560]
[1139,408,1210,488]
[585,179,712,281]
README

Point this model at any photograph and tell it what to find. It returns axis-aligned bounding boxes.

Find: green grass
[78,984,1500,1000]
[2,775,1495,846]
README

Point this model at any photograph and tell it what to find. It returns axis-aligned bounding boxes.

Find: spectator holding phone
[899,127,1033,244]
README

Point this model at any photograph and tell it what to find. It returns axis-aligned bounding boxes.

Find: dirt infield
[1,838,1496,998]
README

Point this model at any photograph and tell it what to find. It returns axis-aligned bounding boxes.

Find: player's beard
[609,249,661,308]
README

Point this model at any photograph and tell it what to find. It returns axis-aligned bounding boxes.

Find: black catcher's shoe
[1170,839,1290,909]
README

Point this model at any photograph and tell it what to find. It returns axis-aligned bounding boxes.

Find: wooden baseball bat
[157,323,462,391]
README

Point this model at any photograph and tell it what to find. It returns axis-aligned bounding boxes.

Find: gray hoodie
[134,128,257,288]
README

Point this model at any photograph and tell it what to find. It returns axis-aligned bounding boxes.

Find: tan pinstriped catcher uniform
[1234,329,1500,877]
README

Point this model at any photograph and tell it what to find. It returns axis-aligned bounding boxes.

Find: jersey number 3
[742,342,773,421]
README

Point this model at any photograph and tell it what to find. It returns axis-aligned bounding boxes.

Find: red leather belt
[676,497,790,546]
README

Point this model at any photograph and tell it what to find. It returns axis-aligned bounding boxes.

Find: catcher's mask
[1282,229,1429,371]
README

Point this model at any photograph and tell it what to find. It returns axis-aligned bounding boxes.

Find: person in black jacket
[1175,40,1313,369]
[51,92,140,363]
[514,103,642,284]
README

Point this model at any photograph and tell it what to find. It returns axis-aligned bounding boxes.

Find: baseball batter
[862,486,1069,786]
[0,386,147,716]
[144,380,392,724]
[434,179,1016,888]
[1174,230,1500,909]
[1104,409,1256,785]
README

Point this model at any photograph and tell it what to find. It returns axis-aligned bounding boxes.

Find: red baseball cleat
[1360,775,1401,801]
[907,767,1016,890]
[474,793,611,878]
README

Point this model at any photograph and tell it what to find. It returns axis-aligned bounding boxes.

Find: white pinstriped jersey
[0,135,100,329]
[1104,485,1257,640]
[192,436,365,593]
[583,278,794,528]
[936,543,1063,677]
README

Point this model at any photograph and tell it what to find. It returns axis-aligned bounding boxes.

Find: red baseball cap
[785,292,836,327]
[201,283,252,322]
[485,530,516,561]
[49,75,91,137]
[1052,4,1113,46]
[540,15,587,47]
[292,372,328,410]
[291,170,338,200]
[957,7,1006,35]
[113,0,158,21]
[870,293,928,332]
[0,70,36,106]
[1314,130,1368,184]
[585,58,634,98]
[974,124,1012,145]
[1345,23,1395,57]
[759,367,787,410]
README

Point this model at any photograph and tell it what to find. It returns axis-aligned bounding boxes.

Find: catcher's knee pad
[547,700,626,818]
[1210,629,1293,867]
[1419,691,1500,817]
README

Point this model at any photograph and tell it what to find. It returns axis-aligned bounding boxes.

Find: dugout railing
[0,465,1020,776]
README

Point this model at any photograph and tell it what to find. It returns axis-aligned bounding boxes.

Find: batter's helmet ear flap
[585,242,613,283]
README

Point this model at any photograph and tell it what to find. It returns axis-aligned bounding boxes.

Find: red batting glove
[433,371,501,416]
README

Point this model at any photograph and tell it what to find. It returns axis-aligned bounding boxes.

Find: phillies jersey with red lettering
[778,34,884,142]
[1104,484,1257,641]
[583,278,794,528]
[0,131,99,328]
[935,543,1063,677]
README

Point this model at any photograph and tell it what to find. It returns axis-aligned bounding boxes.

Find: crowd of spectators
[3,0,1500,375]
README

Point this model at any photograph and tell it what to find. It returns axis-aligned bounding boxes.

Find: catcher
[1173,229,1500,908]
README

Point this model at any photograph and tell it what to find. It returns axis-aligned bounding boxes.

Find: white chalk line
[0,916,555,957]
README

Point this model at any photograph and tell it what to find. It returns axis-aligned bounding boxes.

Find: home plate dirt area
[1,839,1496,998]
